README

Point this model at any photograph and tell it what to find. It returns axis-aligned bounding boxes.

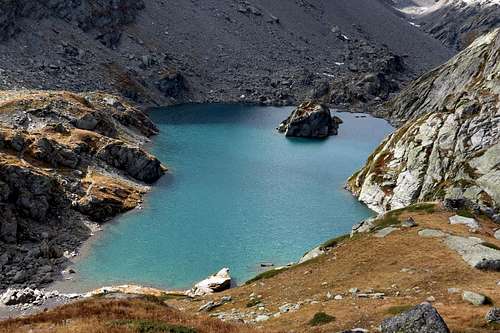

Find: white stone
[187,268,232,297]
[299,246,325,263]
[462,291,487,306]
[418,229,447,238]
[374,227,399,238]
[255,315,270,322]
[449,215,480,230]
[444,235,500,270]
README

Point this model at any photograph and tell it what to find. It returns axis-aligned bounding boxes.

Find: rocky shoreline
[0,91,165,293]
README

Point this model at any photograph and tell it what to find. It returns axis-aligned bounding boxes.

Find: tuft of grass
[245,267,289,285]
[246,299,261,308]
[386,305,414,315]
[482,242,500,251]
[109,319,197,333]
[308,312,335,326]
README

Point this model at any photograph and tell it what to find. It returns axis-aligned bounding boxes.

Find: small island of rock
[277,101,342,138]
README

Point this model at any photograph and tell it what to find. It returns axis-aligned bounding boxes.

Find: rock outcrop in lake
[0,91,165,291]
[278,102,342,138]
[348,28,500,219]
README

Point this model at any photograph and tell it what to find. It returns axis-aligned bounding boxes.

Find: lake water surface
[70,105,393,290]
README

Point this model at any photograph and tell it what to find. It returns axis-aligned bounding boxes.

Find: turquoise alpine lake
[70,105,393,291]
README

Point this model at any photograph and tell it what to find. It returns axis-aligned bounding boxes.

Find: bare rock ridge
[277,101,342,138]
[0,0,452,107]
[390,0,500,51]
[347,28,500,219]
[0,91,165,291]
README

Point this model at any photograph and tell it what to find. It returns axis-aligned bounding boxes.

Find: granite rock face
[0,91,165,291]
[381,303,450,333]
[348,29,500,218]
[278,102,342,138]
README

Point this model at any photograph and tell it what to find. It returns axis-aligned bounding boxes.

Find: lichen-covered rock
[486,307,500,323]
[381,302,450,333]
[278,101,342,138]
[348,29,500,217]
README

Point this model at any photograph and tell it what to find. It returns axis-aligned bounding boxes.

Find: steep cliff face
[347,29,500,219]
[0,91,165,290]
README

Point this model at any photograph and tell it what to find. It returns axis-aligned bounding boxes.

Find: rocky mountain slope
[0,91,165,291]
[347,28,499,218]
[390,0,500,50]
[0,0,452,107]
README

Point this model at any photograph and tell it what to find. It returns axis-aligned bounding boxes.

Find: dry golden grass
[171,205,500,332]
[1,205,498,333]
[0,297,263,333]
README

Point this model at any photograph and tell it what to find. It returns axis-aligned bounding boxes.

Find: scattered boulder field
[0,0,453,107]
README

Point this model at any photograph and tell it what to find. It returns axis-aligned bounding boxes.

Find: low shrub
[308,312,335,326]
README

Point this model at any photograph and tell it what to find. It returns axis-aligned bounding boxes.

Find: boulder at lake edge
[187,268,232,297]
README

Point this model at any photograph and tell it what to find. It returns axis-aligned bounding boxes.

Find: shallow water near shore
[64,105,393,291]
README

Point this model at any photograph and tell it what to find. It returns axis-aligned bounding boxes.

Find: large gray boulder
[381,303,450,333]
[278,101,342,138]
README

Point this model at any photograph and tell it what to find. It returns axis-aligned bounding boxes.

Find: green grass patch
[308,312,335,326]
[245,267,289,285]
[109,319,196,333]
[457,208,475,218]
[374,214,400,230]
[406,203,436,214]
[482,242,500,251]
[320,233,351,250]
[386,305,414,315]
